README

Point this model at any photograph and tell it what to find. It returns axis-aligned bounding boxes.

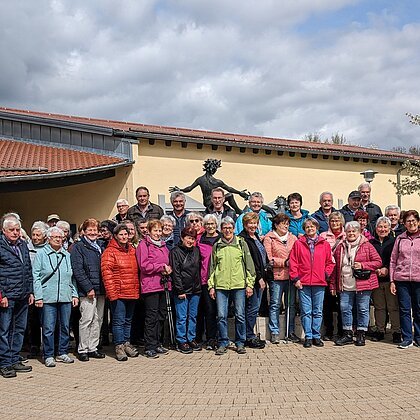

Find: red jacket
[330,236,381,293]
[289,235,335,287]
[101,238,140,301]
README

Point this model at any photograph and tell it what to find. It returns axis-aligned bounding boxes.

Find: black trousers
[323,289,342,336]
[143,292,167,351]
[130,298,145,344]
[200,285,218,342]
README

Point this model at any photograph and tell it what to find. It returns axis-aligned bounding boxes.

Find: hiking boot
[124,342,139,357]
[271,334,280,344]
[206,339,217,351]
[371,331,385,342]
[215,346,227,356]
[56,354,75,363]
[312,338,324,347]
[303,338,312,348]
[398,340,413,349]
[156,346,169,354]
[0,366,17,378]
[144,350,159,358]
[287,333,301,343]
[355,331,366,346]
[115,344,128,361]
[392,332,402,344]
[177,343,193,354]
[335,330,354,346]
[44,357,56,368]
[188,341,202,351]
[12,362,32,373]
[78,353,89,362]
[236,345,246,354]
[245,338,265,349]
[323,334,334,342]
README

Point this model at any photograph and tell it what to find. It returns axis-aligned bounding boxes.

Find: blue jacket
[32,244,77,303]
[285,209,310,237]
[311,208,337,234]
[70,237,105,297]
[339,204,361,224]
[0,235,33,300]
[167,210,190,246]
[235,209,271,235]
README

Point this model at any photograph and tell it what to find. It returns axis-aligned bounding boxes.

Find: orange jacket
[101,238,140,301]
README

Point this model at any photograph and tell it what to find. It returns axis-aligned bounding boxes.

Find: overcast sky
[1,0,419,149]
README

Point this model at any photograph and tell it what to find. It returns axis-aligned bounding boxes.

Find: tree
[326,132,347,145]
[406,112,420,126]
[303,132,348,144]
[391,160,420,196]
[304,132,323,143]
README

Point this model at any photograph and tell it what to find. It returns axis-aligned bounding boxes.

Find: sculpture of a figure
[169,159,248,215]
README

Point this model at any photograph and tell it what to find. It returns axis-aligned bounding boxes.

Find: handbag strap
[41,254,65,285]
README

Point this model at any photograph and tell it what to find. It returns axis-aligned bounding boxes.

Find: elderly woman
[114,198,130,223]
[385,205,405,237]
[136,219,172,359]
[186,212,205,237]
[208,217,255,355]
[161,215,176,250]
[123,220,139,248]
[32,227,78,367]
[369,217,400,343]
[263,213,298,344]
[101,224,140,361]
[390,210,420,349]
[289,218,335,348]
[354,210,374,240]
[56,220,74,251]
[285,192,310,238]
[239,212,269,349]
[331,221,382,346]
[197,214,221,350]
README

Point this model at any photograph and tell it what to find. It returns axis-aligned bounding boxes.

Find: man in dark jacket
[205,187,237,229]
[71,219,106,361]
[340,191,362,224]
[311,191,336,234]
[359,183,383,230]
[127,186,164,228]
[168,191,190,247]
[0,217,34,378]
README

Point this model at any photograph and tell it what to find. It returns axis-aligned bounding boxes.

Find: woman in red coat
[101,224,140,361]
[331,221,382,346]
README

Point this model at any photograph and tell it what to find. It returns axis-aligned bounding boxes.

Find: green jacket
[208,236,255,290]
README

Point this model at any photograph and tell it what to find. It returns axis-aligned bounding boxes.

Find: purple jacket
[136,236,171,294]
[197,233,221,285]
[390,231,420,283]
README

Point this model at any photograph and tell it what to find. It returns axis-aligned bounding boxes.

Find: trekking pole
[283,277,291,344]
[161,275,176,348]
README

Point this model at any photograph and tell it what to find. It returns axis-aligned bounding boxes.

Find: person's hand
[178,294,186,299]
[246,287,253,298]
[294,280,303,290]
[209,288,216,300]
[35,299,43,308]
[390,282,397,295]
[258,279,266,289]
[72,297,79,307]
[162,265,172,275]
[87,289,95,299]
[331,290,336,297]
[28,294,35,305]
[353,262,362,269]
[169,186,180,193]
[376,267,388,277]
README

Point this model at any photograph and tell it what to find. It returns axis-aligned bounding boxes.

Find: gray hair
[31,221,48,236]
[160,215,176,226]
[328,211,345,225]
[170,191,186,203]
[376,216,392,228]
[2,212,21,221]
[358,182,371,191]
[345,221,361,232]
[250,192,264,203]
[203,214,218,225]
[385,205,400,216]
[319,191,333,203]
[47,226,65,239]
[56,220,70,231]
[303,217,320,230]
[221,216,235,228]
[2,217,21,230]
[116,198,129,206]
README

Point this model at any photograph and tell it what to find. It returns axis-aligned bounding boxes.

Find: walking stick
[161,275,176,348]
[283,277,291,344]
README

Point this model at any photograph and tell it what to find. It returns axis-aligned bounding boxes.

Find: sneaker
[215,346,227,356]
[245,338,265,349]
[205,339,217,351]
[398,340,413,349]
[335,331,354,346]
[303,338,312,348]
[0,366,17,378]
[288,333,301,343]
[392,332,402,344]
[12,362,32,373]
[124,342,139,358]
[236,345,246,354]
[177,343,193,354]
[56,354,75,364]
[312,338,324,347]
[271,333,280,344]
[19,355,28,363]
[414,340,420,348]
[45,357,56,368]
[156,346,169,354]
[78,353,89,362]
[323,334,334,342]
[371,331,385,342]
[115,344,128,361]
[188,341,202,351]
[144,350,159,359]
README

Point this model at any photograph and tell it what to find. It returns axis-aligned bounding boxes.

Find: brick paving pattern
[1,339,419,419]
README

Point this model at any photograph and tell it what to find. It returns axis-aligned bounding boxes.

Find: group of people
[0,183,419,379]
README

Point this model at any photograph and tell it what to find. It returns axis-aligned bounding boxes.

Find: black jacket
[363,202,383,226]
[127,202,164,225]
[205,204,237,221]
[238,230,269,287]
[370,235,395,283]
[391,224,405,238]
[169,244,201,295]
[70,237,105,296]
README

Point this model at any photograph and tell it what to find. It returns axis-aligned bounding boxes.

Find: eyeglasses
[222,226,233,230]
[50,236,63,240]
[190,219,200,223]
[205,223,216,226]
[405,219,418,224]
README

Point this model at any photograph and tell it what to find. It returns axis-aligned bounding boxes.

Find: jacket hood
[108,237,131,252]
[297,234,327,246]
[285,209,310,220]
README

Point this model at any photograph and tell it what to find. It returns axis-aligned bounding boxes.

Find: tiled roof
[0,138,127,179]
[0,107,416,160]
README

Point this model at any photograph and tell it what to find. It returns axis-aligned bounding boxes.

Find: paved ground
[1,337,419,419]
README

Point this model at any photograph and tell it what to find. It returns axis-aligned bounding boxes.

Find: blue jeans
[0,298,28,367]
[268,280,296,335]
[396,282,420,343]
[42,302,72,358]
[110,299,136,345]
[298,286,325,339]
[174,294,200,344]
[340,290,372,331]
[245,287,263,340]
[216,289,246,347]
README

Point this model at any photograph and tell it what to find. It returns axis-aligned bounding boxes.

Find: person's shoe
[27,346,40,359]
[12,362,32,373]
[287,333,301,343]
[215,346,227,356]
[303,338,312,348]
[188,341,202,351]
[206,339,217,351]
[0,366,17,378]
[414,340,420,348]
[124,342,139,357]
[271,334,280,344]
[156,346,169,354]
[78,352,89,362]
[44,357,56,368]
[245,338,265,349]
[144,349,159,359]
[392,332,402,344]
[312,338,324,347]
[177,343,193,354]
[323,334,334,342]
[19,355,28,363]
[335,331,354,346]
[88,350,106,359]
[236,345,246,354]
[355,331,366,347]
[398,340,413,349]
[56,354,75,364]
[371,331,385,342]
[115,344,128,361]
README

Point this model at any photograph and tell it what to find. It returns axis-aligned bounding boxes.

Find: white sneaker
[45,357,56,368]
[56,354,75,364]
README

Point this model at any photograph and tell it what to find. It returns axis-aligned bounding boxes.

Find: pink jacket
[136,236,171,294]
[390,231,420,283]
[330,236,381,292]
[289,235,335,287]
[263,231,297,281]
